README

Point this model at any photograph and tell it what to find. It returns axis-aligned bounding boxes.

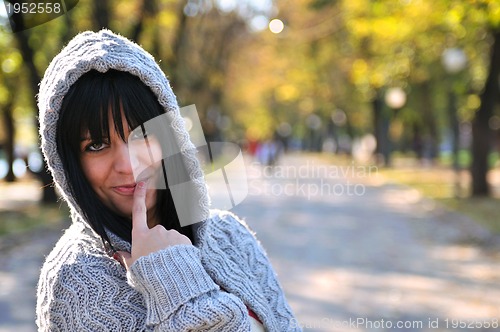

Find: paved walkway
[1,153,500,331]
[0,229,62,332]
[233,154,500,331]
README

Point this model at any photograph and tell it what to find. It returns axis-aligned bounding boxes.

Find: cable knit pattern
[36,29,300,331]
[36,211,300,331]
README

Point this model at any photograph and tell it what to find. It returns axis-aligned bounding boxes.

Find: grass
[0,178,70,237]
[377,165,500,235]
[0,204,69,236]
[317,152,500,236]
[377,166,465,198]
[442,198,500,235]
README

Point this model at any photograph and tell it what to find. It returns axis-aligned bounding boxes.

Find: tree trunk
[168,1,189,90]
[92,0,110,30]
[130,0,158,44]
[471,30,500,196]
[372,91,386,165]
[2,101,15,182]
[447,89,459,170]
[419,81,439,161]
[11,12,58,203]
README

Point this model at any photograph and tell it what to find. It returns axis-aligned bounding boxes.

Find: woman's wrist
[127,245,218,319]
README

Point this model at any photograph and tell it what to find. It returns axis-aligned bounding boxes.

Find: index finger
[132,180,149,232]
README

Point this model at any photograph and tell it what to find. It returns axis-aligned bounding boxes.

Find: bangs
[61,69,164,148]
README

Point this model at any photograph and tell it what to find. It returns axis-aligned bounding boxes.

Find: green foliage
[308,0,336,10]
[0,0,499,158]
[0,204,68,236]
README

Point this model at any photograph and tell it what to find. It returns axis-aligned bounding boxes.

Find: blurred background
[1,0,500,331]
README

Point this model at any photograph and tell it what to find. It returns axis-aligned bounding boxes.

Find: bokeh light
[269,18,284,34]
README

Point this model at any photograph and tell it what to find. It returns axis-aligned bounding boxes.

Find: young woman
[36,29,300,331]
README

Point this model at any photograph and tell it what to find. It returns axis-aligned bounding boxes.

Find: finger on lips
[132,180,148,231]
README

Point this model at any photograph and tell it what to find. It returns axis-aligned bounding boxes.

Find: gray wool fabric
[36,30,301,331]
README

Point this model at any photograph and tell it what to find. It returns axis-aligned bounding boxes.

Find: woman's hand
[114,181,192,269]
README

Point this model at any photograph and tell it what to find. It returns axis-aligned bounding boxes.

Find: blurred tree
[170,1,254,141]
[0,32,19,182]
[471,29,499,196]
[1,0,257,192]
[93,0,110,30]
[111,0,252,143]
[338,0,455,165]
[225,0,363,144]
[446,0,500,196]
[2,0,499,198]
[284,0,499,198]
[8,12,59,202]
[339,0,500,195]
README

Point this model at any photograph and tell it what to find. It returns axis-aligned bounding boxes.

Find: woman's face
[79,111,161,227]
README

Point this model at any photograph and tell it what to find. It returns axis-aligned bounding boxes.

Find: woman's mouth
[112,183,137,195]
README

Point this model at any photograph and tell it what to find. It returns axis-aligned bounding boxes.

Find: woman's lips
[112,184,137,195]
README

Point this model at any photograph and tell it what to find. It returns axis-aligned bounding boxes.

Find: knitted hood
[38,29,210,232]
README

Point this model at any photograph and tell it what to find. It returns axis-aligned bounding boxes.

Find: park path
[1,153,500,331]
[232,154,500,331]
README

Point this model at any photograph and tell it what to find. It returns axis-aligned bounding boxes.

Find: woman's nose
[113,141,134,174]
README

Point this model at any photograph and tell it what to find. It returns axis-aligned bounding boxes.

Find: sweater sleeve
[211,211,302,332]
[36,245,252,332]
[127,245,252,331]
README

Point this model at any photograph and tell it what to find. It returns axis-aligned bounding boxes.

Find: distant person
[246,137,259,156]
[256,139,282,167]
[36,29,300,331]
[256,140,271,165]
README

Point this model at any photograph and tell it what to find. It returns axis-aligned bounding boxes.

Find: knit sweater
[36,30,301,331]
[36,210,299,331]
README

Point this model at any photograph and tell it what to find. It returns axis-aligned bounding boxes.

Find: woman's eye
[86,142,108,152]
